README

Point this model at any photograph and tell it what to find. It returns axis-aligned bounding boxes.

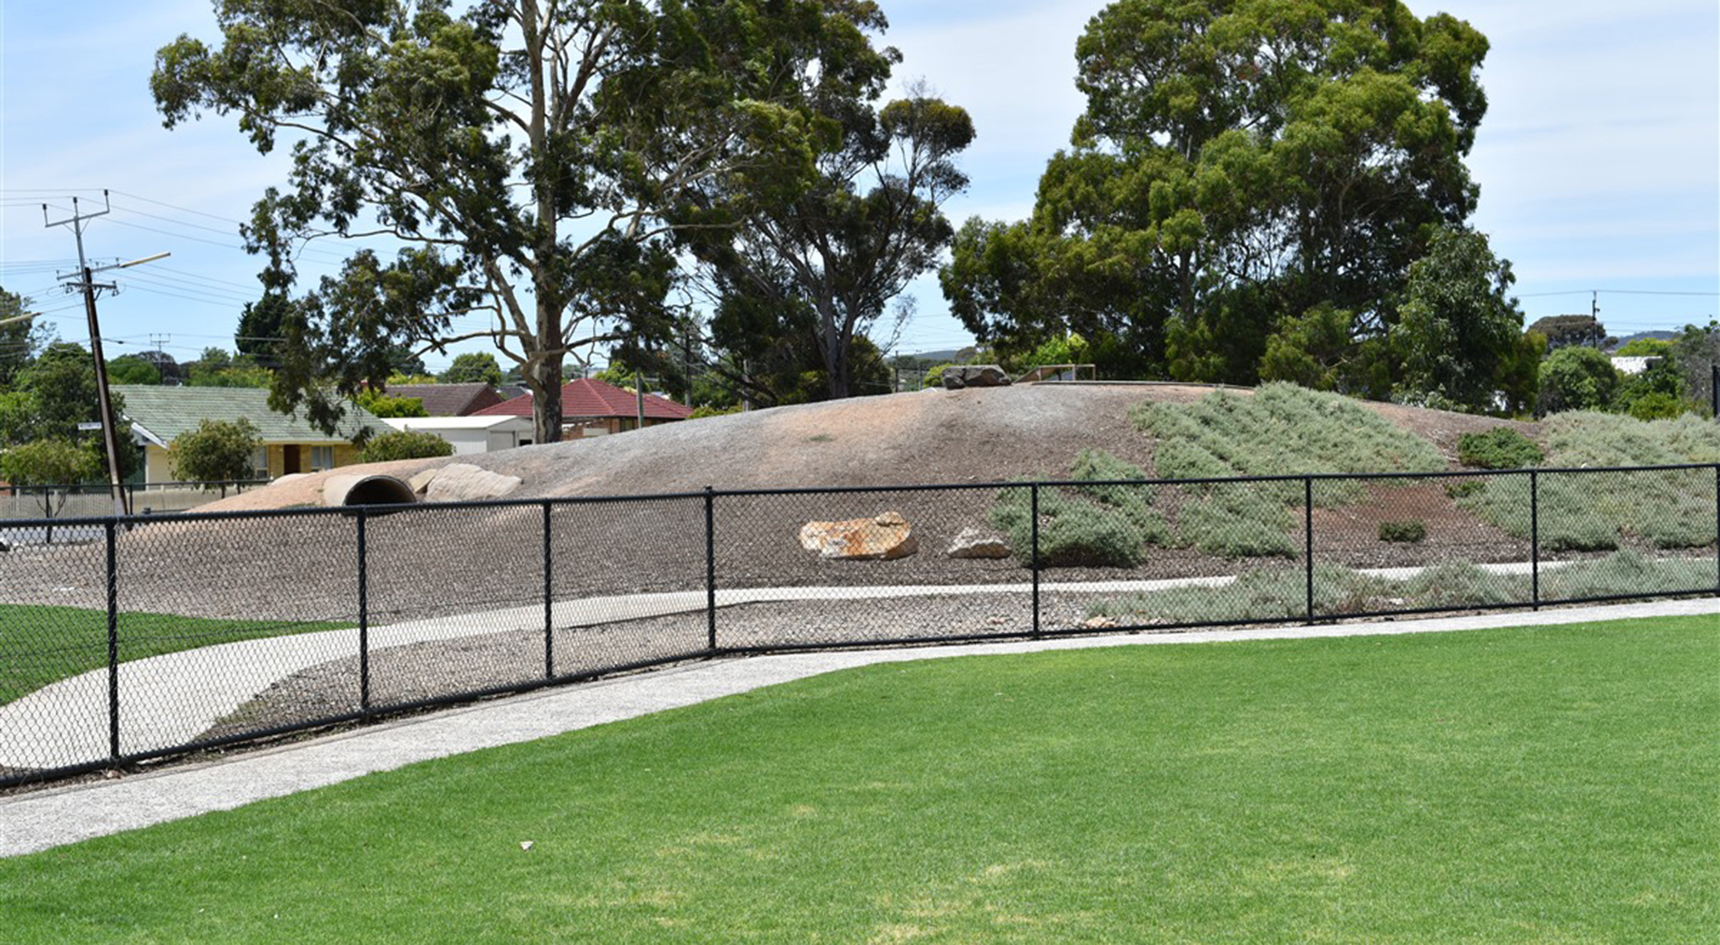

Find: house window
[251,447,270,480]
[310,446,335,471]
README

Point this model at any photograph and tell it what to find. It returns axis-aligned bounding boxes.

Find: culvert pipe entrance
[322,474,418,508]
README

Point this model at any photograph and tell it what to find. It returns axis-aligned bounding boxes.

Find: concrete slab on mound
[2,597,1714,858]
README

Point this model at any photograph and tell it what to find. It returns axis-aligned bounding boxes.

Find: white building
[382,415,536,455]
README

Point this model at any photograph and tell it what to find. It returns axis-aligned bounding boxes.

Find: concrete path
[0,562,1554,769]
[2,596,1713,858]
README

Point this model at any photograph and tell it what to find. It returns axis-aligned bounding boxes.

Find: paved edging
[0,561,1565,768]
[1,596,1714,858]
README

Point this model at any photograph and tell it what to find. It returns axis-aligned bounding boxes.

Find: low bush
[1378,520,1427,543]
[359,430,455,464]
[1174,484,1296,557]
[1457,428,1543,469]
[988,451,1166,568]
[1089,552,1705,624]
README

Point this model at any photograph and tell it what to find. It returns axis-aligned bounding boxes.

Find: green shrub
[1456,427,1543,469]
[359,430,454,463]
[1174,485,1296,557]
[1538,346,1620,415]
[1624,392,1688,421]
[988,450,1166,568]
[1377,520,1426,543]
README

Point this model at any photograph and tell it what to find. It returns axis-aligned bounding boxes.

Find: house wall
[143,442,361,484]
[558,416,680,440]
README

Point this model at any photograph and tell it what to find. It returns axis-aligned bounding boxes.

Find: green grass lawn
[3,616,1716,943]
[0,605,348,705]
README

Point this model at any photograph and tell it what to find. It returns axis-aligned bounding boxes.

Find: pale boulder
[797,511,918,560]
[945,527,1011,559]
[423,463,524,503]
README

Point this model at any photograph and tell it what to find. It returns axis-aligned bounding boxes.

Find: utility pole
[635,371,646,431]
[148,333,171,384]
[42,191,168,518]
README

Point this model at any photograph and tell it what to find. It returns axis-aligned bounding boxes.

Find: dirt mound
[206,383,1524,512]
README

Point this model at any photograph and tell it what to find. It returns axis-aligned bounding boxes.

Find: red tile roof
[473,378,694,422]
[385,383,504,416]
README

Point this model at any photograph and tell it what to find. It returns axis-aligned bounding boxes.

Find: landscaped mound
[1456,412,1720,550]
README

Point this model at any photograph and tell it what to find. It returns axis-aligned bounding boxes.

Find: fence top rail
[1,460,1715,531]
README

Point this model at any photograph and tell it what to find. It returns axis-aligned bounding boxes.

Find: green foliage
[694,91,974,400]
[1174,485,1297,557]
[1611,353,1688,419]
[1257,305,1388,397]
[106,355,162,385]
[1135,384,1445,502]
[1091,552,1708,624]
[358,430,454,464]
[1456,428,1544,469]
[169,418,264,484]
[1624,392,1689,421]
[989,450,1166,568]
[440,353,504,386]
[1455,413,1720,549]
[688,404,743,420]
[1670,321,1718,411]
[922,362,955,390]
[155,0,902,443]
[1390,227,1528,412]
[1614,338,1672,357]
[355,389,429,419]
[1537,346,1621,415]
[943,0,1492,389]
[0,286,53,390]
[1377,520,1427,543]
[4,343,140,480]
[0,438,103,524]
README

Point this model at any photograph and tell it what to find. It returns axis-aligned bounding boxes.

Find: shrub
[1174,484,1296,557]
[169,418,263,482]
[1457,427,1543,469]
[1624,392,1687,421]
[1537,346,1620,415]
[1377,520,1426,543]
[359,430,454,463]
[988,450,1166,568]
[689,404,743,420]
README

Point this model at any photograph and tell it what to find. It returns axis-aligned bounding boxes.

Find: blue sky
[2,0,1716,373]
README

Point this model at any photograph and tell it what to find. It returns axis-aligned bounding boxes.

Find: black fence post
[1531,470,1540,611]
[1304,476,1315,621]
[357,506,370,714]
[705,486,718,653]
[1030,483,1041,637]
[543,500,554,680]
[105,518,120,764]
[1713,464,1719,594]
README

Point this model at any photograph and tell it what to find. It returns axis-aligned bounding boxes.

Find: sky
[2,0,1716,374]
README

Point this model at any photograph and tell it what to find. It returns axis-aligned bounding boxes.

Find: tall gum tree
[153,0,895,443]
[942,0,1490,387]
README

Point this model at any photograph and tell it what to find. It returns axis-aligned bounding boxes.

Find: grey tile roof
[114,385,392,447]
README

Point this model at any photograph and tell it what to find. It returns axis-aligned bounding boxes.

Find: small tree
[440,353,504,387]
[0,439,101,541]
[355,389,429,419]
[1537,347,1620,416]
[170,418,263,484]
[359,430,454,464]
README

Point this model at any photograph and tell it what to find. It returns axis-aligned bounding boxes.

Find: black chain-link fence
[2,463,1716,787]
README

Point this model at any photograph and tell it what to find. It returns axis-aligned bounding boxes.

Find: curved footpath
[2,595,1714,858]
[0,562,1558,769]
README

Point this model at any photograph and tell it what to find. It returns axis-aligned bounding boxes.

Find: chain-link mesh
[712,486,1028,650]
[2,464,1715,787]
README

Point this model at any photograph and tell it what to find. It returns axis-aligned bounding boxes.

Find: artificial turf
[2,615,1715,943]
[0,604,347,705]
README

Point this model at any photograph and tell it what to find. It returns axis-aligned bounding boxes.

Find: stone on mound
[798,511,918,560]
[945,527,1011,559]
[941,364,1010,389]
[421,463,524,503]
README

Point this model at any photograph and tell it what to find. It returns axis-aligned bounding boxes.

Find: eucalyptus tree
[943,0,1492,386]
[154,0,895,442]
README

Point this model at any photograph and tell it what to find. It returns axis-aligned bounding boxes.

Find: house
[382,383,505,417]
[381,415,536,454]
[115,385,393,483]
[471,377,693,439]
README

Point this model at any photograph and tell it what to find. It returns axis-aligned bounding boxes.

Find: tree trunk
[530,349,563,445]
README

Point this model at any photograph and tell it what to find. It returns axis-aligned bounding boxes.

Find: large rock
[945,527,1011,559]
[941,364,1011,389]
[422,463,524,503]
[798,511,918,560]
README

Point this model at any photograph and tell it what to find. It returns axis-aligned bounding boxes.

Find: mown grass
[1090,551,1717,624]
[2,616,1715,943]
[1458,412,1720,550]
[0,605,348,706]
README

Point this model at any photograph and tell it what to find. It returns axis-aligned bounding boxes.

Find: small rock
[520,840,534,851]
[797,512,918,560]
[945,527,1011,559]
[941,364,1011,389]
[1083,616,1117,629]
